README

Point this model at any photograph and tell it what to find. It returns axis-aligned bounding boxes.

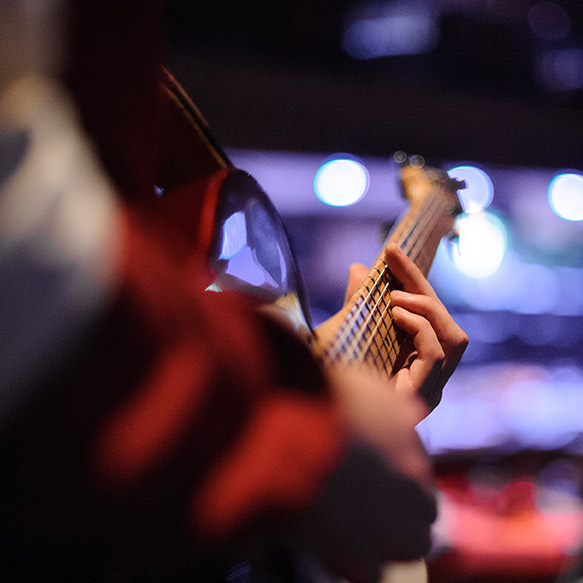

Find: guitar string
[330,185,449,370]
[351,192,443,368]
[327,184,447,365]
[345,199,436,367]
[326,193,437,365]
[327,185,446,367]
[351,190,447,371]
[348,189,445,370]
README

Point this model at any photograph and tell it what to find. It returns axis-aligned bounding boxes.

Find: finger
[391,306,444,409]
[391,291,468,385]
[392,306,445,364]
[385,242,467,363]
[390,290,468,381]
[391,295,467,409]
[384,243,437,299]
[344,263,368,305]
[390,291,467,351]
[392,358,442,414]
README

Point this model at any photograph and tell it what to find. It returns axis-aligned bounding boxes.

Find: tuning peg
[392,151,425,168]
[393,151,408,165]
[449,177,467,191]
[409,154,425,168]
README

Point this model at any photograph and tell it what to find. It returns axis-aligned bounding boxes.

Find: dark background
[162,0,583,169]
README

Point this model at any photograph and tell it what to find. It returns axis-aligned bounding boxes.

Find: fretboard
[324,164,463,378]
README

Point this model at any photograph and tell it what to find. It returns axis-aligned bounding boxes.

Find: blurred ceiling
[163,0,583,169]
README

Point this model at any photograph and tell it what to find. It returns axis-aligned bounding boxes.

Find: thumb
[344,263,368,306]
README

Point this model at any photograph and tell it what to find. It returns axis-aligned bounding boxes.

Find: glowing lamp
[452,211,507,279]
[313,158,369,207]
[447,165,493,213]
[548,173,583,221]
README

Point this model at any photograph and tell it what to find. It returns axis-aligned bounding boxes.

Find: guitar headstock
[393,151,465,217]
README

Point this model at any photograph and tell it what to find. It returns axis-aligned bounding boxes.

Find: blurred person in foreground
[0,2,467,582]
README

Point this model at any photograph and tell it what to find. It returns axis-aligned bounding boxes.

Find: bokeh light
[451,211,507,279]
[342,7,439,59]
[313,158,369,207]
[548,173,583,221]
[537,49,583,91]
[447,165,494,213]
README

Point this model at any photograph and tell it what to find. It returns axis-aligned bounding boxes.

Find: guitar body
[157,70,313,337]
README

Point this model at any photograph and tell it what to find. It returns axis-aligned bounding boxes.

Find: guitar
[157,69,465,372]
[314,155,465,377]
[156,68,465,583]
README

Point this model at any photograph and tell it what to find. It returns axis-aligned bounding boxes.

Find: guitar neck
[323,163,463,378]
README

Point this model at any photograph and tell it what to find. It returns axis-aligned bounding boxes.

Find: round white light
[452,211,507,279]
[447,165,493,213]
[313,158,369,207]
[548,173,583,221]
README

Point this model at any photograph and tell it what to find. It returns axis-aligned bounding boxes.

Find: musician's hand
[341,243,467,417]
[383,242,468,414]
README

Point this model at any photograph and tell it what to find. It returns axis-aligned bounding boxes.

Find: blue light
[342,10,439,59]
[313,158,369,207]
[451,211,507,279]
[447,165,493,213]
[548,173,583,221]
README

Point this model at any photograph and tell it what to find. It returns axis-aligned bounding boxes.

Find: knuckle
[457,329,469,348]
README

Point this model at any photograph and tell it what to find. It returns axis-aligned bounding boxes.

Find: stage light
[313,158,369,207]
[548,173,583,221]
[447,165,493,213]
[451,211,507,279]
[342,2,439,59]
